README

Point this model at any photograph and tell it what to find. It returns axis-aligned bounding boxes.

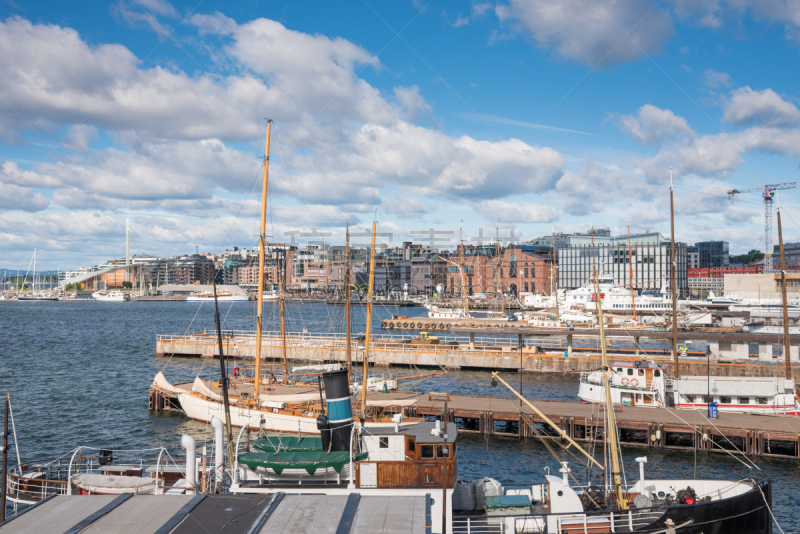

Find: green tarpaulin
[238,451,368,475]
[253,437,323,453]
[484,495,531,510]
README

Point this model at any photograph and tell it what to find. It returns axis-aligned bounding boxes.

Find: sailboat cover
[253,436,323,453]
[238,451,367,475]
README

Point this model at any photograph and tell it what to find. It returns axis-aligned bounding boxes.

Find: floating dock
[156,330,800,378]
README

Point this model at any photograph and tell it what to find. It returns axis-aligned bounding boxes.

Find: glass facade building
[696,241,729,268]
[557,237,688,295]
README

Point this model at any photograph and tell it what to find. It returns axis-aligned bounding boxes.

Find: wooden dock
[155,330,800,378]
[401,393,800,461]
[149,381,800,462]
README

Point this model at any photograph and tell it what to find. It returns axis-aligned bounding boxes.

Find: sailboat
[154,121,421,433]
[17,249,59,301]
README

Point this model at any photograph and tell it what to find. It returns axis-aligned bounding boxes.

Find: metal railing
[6,454,189,504]
[453,507,664,534]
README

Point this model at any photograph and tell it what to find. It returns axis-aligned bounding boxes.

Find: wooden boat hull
[178,392,419,433]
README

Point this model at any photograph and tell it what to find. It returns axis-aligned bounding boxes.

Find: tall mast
[497,222,502,317]
[553,228,559,319]
[32,249,35,293]
[280,245,288,384]
[345,222,352,382]
[361,221,377,416]
[125,207,130,267]
[670,168,679,378]
[777,199,792,380]
[212,276,235,469]
[254,120,272,397]
[594,263,628,509]
[460,224,469,318]
[627,220,637,321]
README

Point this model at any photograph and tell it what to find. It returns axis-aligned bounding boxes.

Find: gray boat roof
[367,420,458,444]
[0,493,429,534]
[675,376,795,396]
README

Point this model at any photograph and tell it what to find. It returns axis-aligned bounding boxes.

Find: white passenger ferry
[578,360,800,414]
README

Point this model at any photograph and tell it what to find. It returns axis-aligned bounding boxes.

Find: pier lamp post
[707,349,711,417]
[519,333,523,406]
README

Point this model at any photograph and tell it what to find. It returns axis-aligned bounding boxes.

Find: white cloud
[495,0,674,66]
[723,87,800,127]
[667,0,800,41]
[703,69,732,88]
[62,125,98,152]
[0,182,50,212]
[615,104,695,145]
[476,200,558,223]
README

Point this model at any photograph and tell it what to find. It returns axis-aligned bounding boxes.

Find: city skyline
[2,1,800,269]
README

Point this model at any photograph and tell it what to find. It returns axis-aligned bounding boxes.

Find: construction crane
[727,182,796,271]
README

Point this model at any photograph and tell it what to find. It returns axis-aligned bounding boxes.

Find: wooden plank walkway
[149,381,800,461]
[373,392,800,461]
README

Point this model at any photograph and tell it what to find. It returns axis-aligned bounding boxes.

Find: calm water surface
[0,301,794,530]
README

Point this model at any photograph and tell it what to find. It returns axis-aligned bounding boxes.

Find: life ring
[630,378,639,387]
[424,323,430,329]
[417,322,424,329]
[621,377,629,386]
[233,367,240,377]
[388,322,395,328]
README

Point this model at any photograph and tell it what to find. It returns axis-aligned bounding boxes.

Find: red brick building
[450,246,555,296]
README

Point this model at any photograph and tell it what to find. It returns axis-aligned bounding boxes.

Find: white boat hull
[186,295,249,302]
[179,392,320,433]
[577,379,663,407]
[178,392,418,433]
[92,291,128,301]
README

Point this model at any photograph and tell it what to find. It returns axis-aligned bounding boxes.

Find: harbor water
[0,300,794,530]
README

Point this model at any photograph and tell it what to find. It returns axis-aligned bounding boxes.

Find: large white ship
[578,360,800,414]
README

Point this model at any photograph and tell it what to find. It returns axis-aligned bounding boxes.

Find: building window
[738,397,750,404]
[379,437,389,448]
[436,445,450,458]
[524,282,528,292]
[720,396,732,404]
[756,397,768,405]
[524,268,528,278]
[420,445,434,459]
[509,254,517,277]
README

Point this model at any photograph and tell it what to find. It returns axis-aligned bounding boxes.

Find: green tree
[122,281,133,289]
[729,249,764,265]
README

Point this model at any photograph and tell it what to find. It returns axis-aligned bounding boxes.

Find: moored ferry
[578,360,800,414]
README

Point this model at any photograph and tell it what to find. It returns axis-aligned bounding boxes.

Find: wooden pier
[155,330,800,378]
[398,392,800,461]
[149,381,800,462]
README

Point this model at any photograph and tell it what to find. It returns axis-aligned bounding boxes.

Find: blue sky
[2,0,800,270]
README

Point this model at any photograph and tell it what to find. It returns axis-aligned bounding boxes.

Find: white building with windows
[557,232,688,294]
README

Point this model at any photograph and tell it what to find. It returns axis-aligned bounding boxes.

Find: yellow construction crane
[727,182,796,271]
